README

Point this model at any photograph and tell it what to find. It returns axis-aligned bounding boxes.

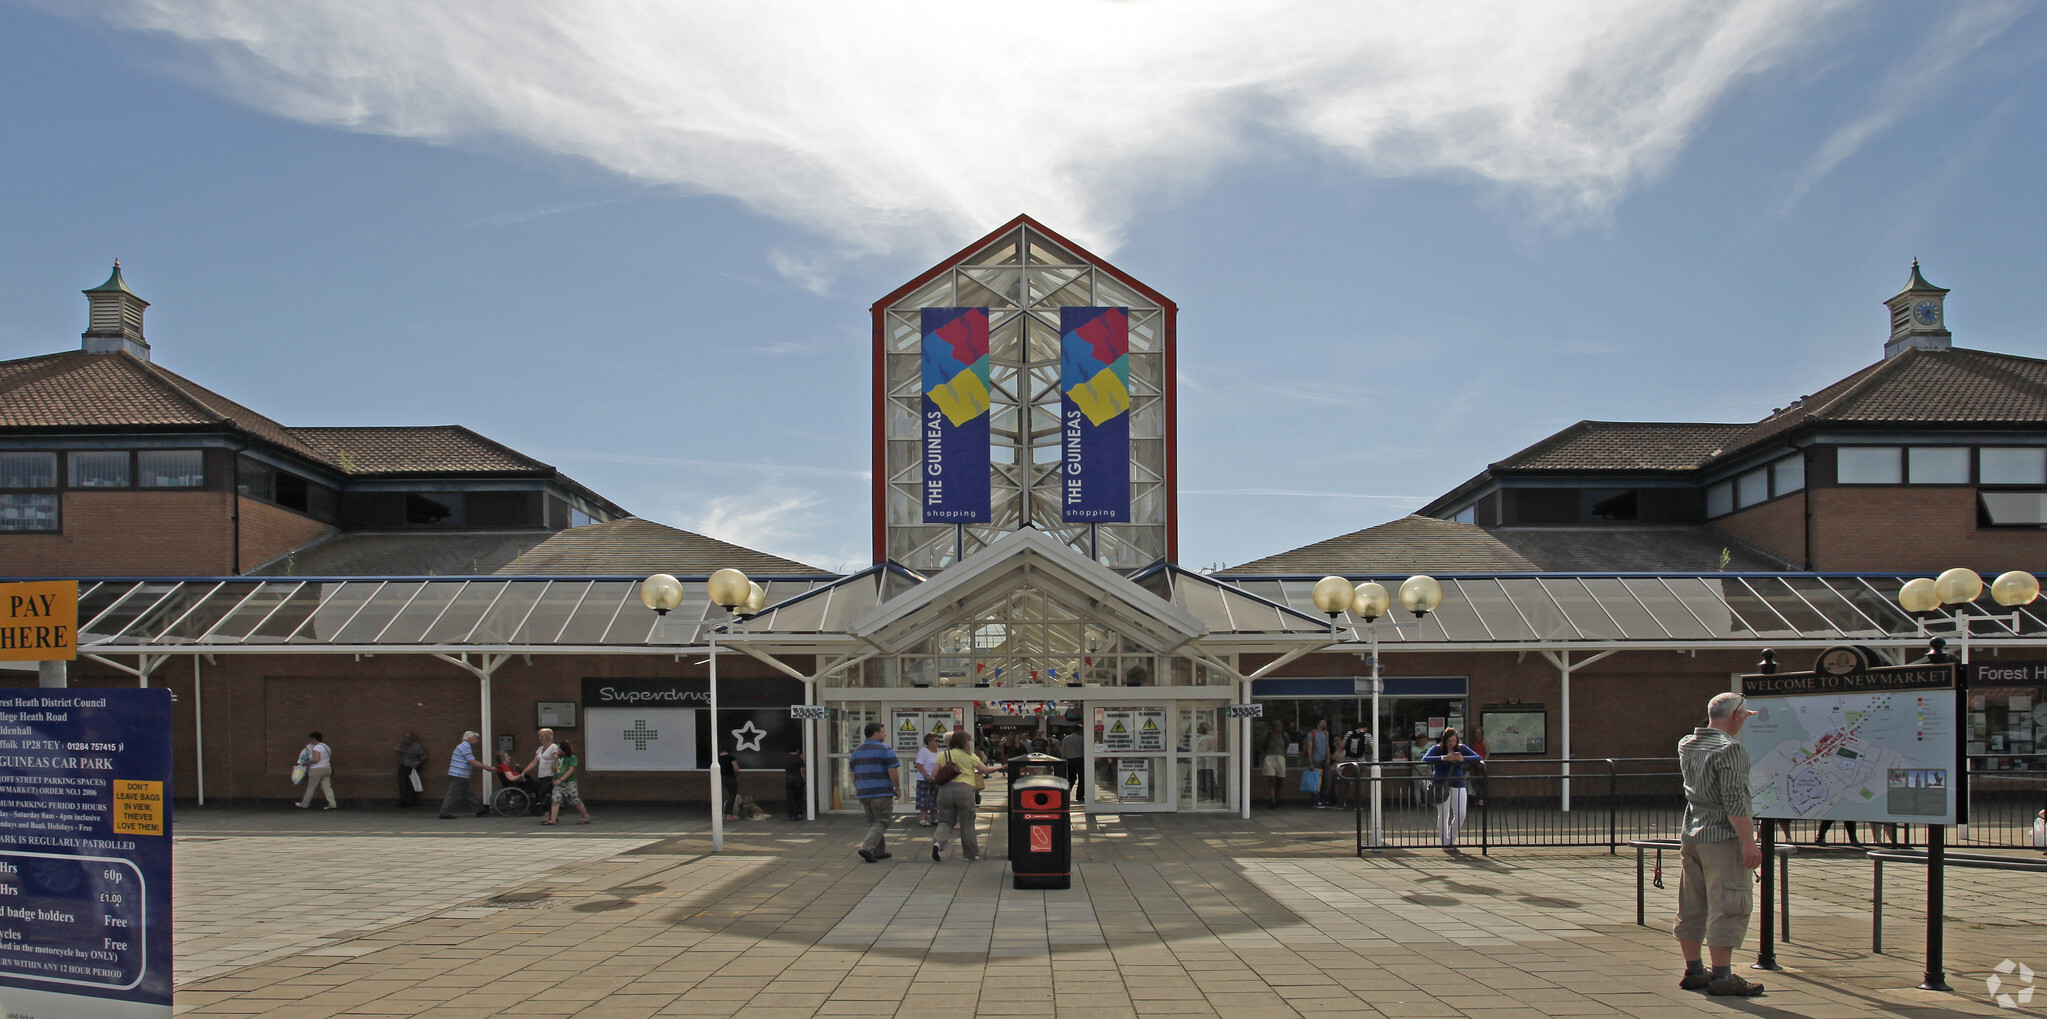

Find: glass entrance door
[1087,703,1172,812]
[888,704,966,814]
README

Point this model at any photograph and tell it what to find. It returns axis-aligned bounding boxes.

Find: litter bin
[1009,772,1072,889]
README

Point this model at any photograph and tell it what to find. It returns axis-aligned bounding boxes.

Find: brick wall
[1810,487,2047,572]
[1715,492,1807,568]
[0,490,233,576]
[237,497,332,571]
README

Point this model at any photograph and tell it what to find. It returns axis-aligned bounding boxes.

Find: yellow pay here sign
[0,580,78,661]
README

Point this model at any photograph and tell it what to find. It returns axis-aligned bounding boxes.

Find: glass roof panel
[83,582,181,639]
[556,583,634,644]
[76,582,132,634]
[243,583,335,643]
[1454,580,1536,642]
[1540,578,1624,639]
[332,582,425,643]
[1419,581,1493,641]
[1498,579,1576,640]
[1580,578,1669,639]
[511,581,589,644]
[1742,578,1831,636]
[1621,579,1716,640]
[203,582,306,642]
[1826,577,1919,636]
[377,582,465,644]
[292,582,382,643]
[160,582,267,642]
[1175,580,1237,631]
[468,582,547,644]
[1782,577,1885,637]
[1722,579,1799,638]
[419,583,494,644]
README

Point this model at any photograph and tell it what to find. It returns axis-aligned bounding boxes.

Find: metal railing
[1328,755,2047,854]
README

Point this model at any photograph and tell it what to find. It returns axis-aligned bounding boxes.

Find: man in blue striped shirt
[850,722,901,862]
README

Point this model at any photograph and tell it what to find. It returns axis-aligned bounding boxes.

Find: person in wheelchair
[489,751,550,816]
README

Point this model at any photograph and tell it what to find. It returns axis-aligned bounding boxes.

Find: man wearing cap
[438,730,492,819]
[1673,692,1765,997]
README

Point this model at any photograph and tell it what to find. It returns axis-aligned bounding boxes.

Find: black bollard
[1920,823,1949,991]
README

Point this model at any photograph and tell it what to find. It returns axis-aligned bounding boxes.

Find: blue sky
[2,2,2044,572]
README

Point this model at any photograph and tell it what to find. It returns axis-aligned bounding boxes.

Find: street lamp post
[1311,575,1444,847]
[1892,568,2039,993]
[642,567,766,854]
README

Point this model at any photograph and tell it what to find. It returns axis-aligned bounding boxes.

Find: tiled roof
[1492,421,1753,472]
[0,351,319,459]
[290,426,548,475]
[498,518,834,576]
[1219,516,1789,576]
[1715,348,2047,464]
[249,532,549,577]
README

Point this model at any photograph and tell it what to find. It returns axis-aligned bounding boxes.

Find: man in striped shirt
[850,722,901,863]
[1673,692,1765,997]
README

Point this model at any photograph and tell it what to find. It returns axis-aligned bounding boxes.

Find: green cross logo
[624,719,660,751]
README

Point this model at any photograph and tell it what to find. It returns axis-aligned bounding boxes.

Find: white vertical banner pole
[1240,678,1252,820]
[709,633,724,853]
[1559,650,1572,813]
[194,656,206,806]
[480,670,494,802]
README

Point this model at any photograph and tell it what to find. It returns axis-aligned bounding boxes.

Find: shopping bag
[1299,768,1320,794]
[291,764,307,785]
[409,768,424,793]
[2033,815,2046,849]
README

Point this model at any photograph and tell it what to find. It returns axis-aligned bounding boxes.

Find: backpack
[1342,730,1373,759]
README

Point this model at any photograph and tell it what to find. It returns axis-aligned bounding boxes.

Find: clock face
[1913,300,1940,326]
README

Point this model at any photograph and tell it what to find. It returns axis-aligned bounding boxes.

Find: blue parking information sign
[0,688,172,1018]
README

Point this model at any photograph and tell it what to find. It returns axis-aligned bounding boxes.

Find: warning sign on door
[1136,709,1166,752]
[1103,710,1134,752]
[1117,759,1151,802]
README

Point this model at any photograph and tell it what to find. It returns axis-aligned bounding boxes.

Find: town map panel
[1740,664,1959,825]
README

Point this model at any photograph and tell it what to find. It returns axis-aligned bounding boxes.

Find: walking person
[1336,719,1374,807]
[296,732,337,809]
[1672,692,1766,997]
[1261,724,1289,808]
[784,744,807,821]
[718,744,740,821]
[543,739,590,825]
[914,731,942,827]
[438,730,491,819]
[1306,718,1332,808]
[930,731,1000,862]
[1061,727,1085,804]
[850,722,901,862]
[394,731,427,808]
[1421,727,1482,851]
[519,728,559,820]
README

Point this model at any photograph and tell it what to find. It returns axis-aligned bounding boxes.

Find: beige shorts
[1672,837,1752,948]
[1262,754,1289,778]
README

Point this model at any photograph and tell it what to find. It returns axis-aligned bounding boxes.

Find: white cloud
[79,1,1856,271]
[672,484,862,573]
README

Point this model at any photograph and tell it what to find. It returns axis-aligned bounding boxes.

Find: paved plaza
[168,799,2043,1018]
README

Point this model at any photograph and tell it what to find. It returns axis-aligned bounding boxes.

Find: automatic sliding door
[1089,704,1172,812]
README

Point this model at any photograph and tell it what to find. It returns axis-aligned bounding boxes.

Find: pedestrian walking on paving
[914,731,942,827]
[1261,724,1288,808]
[1306,718,1332,808]
[296,732,337,809]
[930,731,1000,863]
[519,727,559,816]
[784,745,807,821]
[543,739,590,825]
[438,730,491,819]
[394,731,427,807]
[1421,727,1481,851]
[1672,692,1766,997]
[850,722,900,862]
[1336,720,1373,807]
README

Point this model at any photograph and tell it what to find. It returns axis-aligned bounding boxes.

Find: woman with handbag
[929,731,999,863]
[1421,727,1483,852]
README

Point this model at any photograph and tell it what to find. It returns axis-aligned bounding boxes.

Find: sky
[1,1,2045,573]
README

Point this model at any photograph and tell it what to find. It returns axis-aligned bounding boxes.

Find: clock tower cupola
[1883,259,1950,359]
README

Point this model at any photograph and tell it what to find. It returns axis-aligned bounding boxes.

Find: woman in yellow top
[931,731,1000,862]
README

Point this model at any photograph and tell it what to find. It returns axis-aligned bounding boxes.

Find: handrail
[1868,848,2047,953]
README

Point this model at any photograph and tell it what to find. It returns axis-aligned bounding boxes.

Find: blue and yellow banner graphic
[1060,306,1130,522]
[921,307,991,522]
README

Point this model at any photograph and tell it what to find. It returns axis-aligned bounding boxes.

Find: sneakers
[931,844,943,863]
[1678,971,1712,992]
[858,849,877,863]
[1706,974,1764,997]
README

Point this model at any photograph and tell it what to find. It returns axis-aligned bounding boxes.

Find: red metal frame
[870,214,1178,566]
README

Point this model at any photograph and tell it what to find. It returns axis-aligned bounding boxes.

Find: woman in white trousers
[1421,727,1482,852]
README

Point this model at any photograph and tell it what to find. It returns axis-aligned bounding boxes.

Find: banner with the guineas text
[921,307,991,522]
[1059,306,1131,522]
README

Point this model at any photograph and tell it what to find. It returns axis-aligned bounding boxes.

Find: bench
[1868,848,2047,953]
[1630,839,1793,937]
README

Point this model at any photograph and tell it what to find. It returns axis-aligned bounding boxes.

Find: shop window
[1771,454,1804,494]
[1980,491,2047,527]
[68,451,129,488]
[137,450,203,487]
[0,452,57,489]
[1735,468,1768,509]
[1705,481,1734,518]
[1908,446,1970,484]
[1965,687,2041,761]
[1980,448,2047,486]
[1837,446,1902,484]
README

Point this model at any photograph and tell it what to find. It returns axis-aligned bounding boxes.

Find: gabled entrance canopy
[846,528,1205,655]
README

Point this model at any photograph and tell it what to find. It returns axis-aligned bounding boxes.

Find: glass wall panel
[1736,468,1768,508]
[0,452,56,488]
[138,450,204,488]
[1838,446,1902,484]
[1706,482,1733,518]
[69,451,129,488]
[1908,446,1970,484]
[1771,455,1805,494]
[1981,448,2047,485]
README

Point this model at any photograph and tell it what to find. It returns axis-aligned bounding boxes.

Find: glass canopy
[66,570,2045,653]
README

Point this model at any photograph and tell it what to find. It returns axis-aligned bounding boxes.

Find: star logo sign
[1988,959,2035,1009]
[730,721,767,752]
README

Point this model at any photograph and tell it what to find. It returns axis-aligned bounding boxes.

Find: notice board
[0,688,173,1018]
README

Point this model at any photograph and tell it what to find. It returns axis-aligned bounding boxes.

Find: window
[0,494,57,532]
[1587,490,1637,521]
[68,451,130,488]
[570,507,596,528]
[236,456,274,501]
[0,452,57,489]
[1451,506,1476,524]
[1706,481,1733,518]
[1736,469,1768,509]
[1837,446,1902,484]
[1981,492,2047,527]
[138,450,204,487]
[1980,448,2047,486]
[1771,455,1804,494]
[1908,446,1970,484]
[405,493,462,525]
